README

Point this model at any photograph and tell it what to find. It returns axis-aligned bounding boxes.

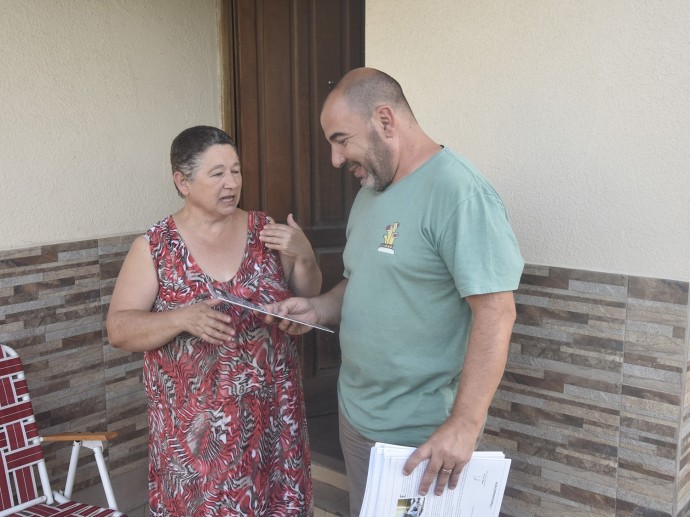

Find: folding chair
[0,344,127,517]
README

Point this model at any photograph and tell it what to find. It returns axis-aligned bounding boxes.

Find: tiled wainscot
[1,241,688,516]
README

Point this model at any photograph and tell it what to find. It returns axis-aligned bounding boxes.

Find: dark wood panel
[291,0,313,226]
[317,249,345,294]
[302,372,339,417]
[312,0,349,224]
[261,0,294,218]
[235,0,261,210]
[224,0,364,419]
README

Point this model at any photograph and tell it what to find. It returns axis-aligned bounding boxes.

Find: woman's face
[182,144,242,215]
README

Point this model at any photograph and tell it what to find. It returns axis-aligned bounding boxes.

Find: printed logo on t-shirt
[377,222,400,255]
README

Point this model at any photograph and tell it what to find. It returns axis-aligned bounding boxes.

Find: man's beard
[351,127,396,192]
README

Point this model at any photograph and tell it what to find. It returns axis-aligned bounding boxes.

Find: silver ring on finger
[441,467,453,474]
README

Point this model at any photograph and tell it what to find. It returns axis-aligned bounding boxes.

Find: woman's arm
[106,236,235,352]
[259,213,322,297]
[285,252,322,297]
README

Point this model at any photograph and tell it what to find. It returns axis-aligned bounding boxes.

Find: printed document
[360,443,510,517]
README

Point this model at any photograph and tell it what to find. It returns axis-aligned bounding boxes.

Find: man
[267,67,524,516]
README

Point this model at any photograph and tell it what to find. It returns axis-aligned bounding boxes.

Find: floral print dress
[143,212,312,516]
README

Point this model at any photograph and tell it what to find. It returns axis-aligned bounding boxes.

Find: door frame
[219,0,237,141]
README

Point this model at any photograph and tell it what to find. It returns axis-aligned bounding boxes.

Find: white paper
[361,443,510,517]
[206,283,334,333]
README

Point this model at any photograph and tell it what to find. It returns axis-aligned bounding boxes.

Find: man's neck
[395,133,442,182]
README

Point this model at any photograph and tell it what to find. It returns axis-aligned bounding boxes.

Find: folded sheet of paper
[360,442,510,517]
[206,283,334,333]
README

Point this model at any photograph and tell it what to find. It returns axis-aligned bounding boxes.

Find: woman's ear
[173,171,190,197]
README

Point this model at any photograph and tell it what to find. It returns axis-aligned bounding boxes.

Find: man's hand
[263,297,320,335]
[402,417,478,496]
[403,292,516,496]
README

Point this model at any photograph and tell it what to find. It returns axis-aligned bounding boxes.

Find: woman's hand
[181,298,236,344]
[260,214,322,297]
[260,213,314,262]
[107,236,237,352]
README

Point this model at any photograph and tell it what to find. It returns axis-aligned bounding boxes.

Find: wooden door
[220,0,364,417]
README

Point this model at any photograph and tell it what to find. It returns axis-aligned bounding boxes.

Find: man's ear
[374,105,395,136]
[173,171,190,196]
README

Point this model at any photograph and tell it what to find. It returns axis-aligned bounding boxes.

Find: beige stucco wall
[1,1,688,283]
[366,0,690,281]
[0,0,220,249]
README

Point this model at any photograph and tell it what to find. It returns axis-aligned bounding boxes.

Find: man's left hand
[402,417,478,496]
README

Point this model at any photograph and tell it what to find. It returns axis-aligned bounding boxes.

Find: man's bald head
[326,67,416,122]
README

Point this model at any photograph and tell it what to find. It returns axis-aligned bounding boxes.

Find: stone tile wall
[0,235,144,493]
[1,237,688,515]
[483,266,690,517]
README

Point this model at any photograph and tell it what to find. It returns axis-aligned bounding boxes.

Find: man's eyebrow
[328,131,348,142]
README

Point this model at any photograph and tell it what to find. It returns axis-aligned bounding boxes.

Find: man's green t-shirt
[339,147,524,446]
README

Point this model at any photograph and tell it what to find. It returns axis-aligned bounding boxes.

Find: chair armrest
[42,431,121,511]
[41,431,118,442]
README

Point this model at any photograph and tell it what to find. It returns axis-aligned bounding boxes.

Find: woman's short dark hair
[170,126,237,197]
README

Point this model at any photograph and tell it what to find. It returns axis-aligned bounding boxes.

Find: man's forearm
[449,291,516,436]
[314,279,348,325]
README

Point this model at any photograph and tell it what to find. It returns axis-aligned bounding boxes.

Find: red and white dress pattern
[143,212,312,516]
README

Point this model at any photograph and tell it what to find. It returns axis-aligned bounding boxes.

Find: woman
[106,126,321,516]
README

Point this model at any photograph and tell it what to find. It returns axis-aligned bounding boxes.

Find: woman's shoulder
[145,215,174,243]
[246,210,270,230]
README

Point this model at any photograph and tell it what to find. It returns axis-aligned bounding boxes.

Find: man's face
[321,96,396,192]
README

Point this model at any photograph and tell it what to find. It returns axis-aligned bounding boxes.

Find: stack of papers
[361,443,510,517]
